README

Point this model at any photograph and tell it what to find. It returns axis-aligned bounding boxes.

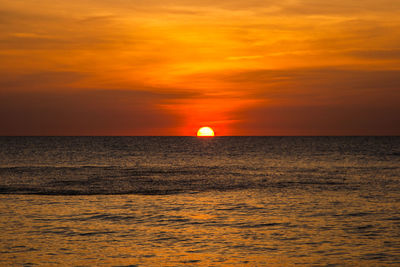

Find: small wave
[0,165,113,170]
[87,214,137,222]
[0,176,356,196]
[0,162,390,196]
[78,231,117,236]
[235,222,286,229]
[344,212,371,217]
[361,252,391,260]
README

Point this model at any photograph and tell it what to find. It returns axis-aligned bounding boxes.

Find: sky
[0,0,399,136]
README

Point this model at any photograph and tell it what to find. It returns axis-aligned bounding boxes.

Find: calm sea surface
[0,137,399,266]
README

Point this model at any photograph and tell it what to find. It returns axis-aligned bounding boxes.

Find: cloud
[0,71,84,90]
[345,49,400,59]
[226,55,263,60]
[0,68,204,136]
[78,14,117,23]
[221,67,400,135]
[233,102,400,136]
[220,68,400,95]
[0,89,182,135]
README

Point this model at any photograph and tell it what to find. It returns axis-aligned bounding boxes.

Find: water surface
[0,137,399,265]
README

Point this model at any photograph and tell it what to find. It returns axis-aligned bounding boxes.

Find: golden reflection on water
[1,189,400,266]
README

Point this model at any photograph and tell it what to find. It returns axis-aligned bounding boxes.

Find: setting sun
[197,127,215,137]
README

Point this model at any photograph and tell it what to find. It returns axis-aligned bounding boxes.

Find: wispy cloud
[226,55,263,60]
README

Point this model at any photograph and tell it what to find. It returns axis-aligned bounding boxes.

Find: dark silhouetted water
[0,137,399,265]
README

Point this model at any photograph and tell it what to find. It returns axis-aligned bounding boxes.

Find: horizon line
[0,135,399,137]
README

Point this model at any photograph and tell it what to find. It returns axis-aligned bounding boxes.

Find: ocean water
[0,136,399,266]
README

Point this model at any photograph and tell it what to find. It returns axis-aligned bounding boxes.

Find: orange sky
[0,0,399,135]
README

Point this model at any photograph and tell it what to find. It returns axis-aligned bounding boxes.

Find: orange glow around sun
[197,127,215,137]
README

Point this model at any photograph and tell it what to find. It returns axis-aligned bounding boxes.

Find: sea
[0,136,399,266]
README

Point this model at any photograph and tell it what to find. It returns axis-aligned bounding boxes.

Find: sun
[197,127,215,137]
